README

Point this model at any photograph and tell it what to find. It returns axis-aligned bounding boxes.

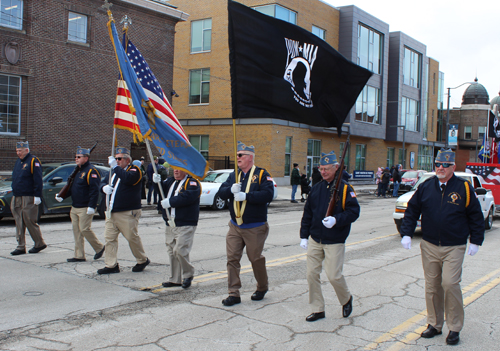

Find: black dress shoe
[222,296,241,306]
[291,200,298,203]
[94,246,105,260]
[97,264,120,274]
[446,331,460,345]
[28,244,47,254]
[67,258,86,262]
[342,295,353,318]
[306,312,325,322]
[182,277,193,289]
[162,282,182,287]
[251,290,268,301]
[132,258,150,272]
[11,249,26,256]
[421,324,442,338]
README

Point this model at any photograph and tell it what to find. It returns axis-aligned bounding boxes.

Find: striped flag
[114,79,141,141]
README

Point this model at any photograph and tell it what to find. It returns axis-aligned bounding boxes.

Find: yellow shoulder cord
[464,181,470,208]
[31,157,35,174]
[233,165,256,225]
[87,169,92,185]
[342,184,348,211]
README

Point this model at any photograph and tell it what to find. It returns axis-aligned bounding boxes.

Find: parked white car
[393,171,495,233]
[200,169,278,210]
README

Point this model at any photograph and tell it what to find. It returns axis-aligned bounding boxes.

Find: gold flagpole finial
[102,0,113,19]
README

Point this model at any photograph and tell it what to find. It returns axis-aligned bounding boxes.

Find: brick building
[170,1,445,185]
[0,0,187,171]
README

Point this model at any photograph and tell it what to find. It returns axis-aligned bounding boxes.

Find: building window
[189,68,210,104]
[307,139,321,178]
[464,126,472,140]
[0,0,23,29]
[387,147,395,168]
[312,25,325,40]
[403,47,421,88]
[0,74,21,135]
[418,145,433,171]
[191,18,211,53]
[401,97,420,132]
[355,85,380,124]
[357,24,382,74]
[68,12,87,43]
[284,136,292,176]
[355,144,366,170]
[340,142,349,169]
[253,4,296,24]
[478,126,486,140]
[189,135,209,158]
[398,148,405,166]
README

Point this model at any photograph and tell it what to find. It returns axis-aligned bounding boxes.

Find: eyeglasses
[116,157,124,161]
[75,156,87,159]
[319,166,334,172]
[435,162,454,168]
[237,153,247,158]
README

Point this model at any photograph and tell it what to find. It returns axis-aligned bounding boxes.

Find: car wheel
[485,207,494,230]
[212,194,226,210]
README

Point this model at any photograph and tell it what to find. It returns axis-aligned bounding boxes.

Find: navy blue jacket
[102,164,142,212]
[219,167,274,224]
[68,162,101,208]
[400,174,485,246]
[161,176,201,227]
[300,179,360,244]
[12,153,43,197]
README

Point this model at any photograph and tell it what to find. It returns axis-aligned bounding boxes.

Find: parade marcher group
[7,141,487,346]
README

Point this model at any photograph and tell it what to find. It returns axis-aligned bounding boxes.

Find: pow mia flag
[228,1,372,136]
[488,110,500,142]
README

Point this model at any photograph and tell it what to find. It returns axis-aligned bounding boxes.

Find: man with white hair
[97,147,150,274]
[10,141,47,255]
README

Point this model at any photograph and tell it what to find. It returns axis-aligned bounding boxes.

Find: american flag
[114,79,142,140]
[466,164,500,185]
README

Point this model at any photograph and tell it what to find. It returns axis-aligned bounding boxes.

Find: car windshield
[411,174,434,190]
[202,172,230,183]
[402,171,419,179]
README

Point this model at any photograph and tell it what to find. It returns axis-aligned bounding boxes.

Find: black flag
[228,1,372,136]
[488,110,500,142]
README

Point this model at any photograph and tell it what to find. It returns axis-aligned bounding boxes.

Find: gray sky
[323,0,500,108]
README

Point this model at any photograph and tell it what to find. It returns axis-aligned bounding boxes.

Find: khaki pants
[103,209,147,268]
[165,225,196,283]
[70,207,104,259]
[226,221,269,297]
[11,196,45,250]
[307,239,351,313]
[421,240,466,332]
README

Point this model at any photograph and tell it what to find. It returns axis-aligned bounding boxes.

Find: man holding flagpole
[218,142,274,306]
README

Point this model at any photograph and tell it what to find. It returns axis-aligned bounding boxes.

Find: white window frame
[0,74,21,135]
[284,136,292,176]
[357,24,382,74]
[355,144,366,170]
[189,135,209,158]
[478,126,486,140]
[355,85,381,124]
[190,18,211,53]
[0,0,23,30]
[403,47,421,88]
[189,68,210,105]
[68,12,87,43]
[253,4,297,24]
[401,97,420,132]
[312,25,325,40]
[464,126,472,140]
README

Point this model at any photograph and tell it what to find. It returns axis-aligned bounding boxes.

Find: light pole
[390,125,406,169]
[445,81,477,147]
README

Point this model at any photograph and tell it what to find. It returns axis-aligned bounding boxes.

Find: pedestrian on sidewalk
[300,174,310,202]
[290,163,301,203]
[378,168,391,198]
[392,164,402,197]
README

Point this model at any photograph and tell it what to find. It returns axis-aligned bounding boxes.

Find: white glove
[34,197,41,205]
[322,216,336,228]
[234,192,246,202]
[152,173,162,183]
[55,195,63,202]
[401,236,412,250]
[161,198,171,209]
[467,243,479,256]
[231,183,241,194]
[102,185,114,195]
[87,207,95,215]
[300,238,308,250]
[108,156,117,169]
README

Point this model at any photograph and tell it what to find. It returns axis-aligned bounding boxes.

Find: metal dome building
[462,78,490,105]
[491,92,500,109]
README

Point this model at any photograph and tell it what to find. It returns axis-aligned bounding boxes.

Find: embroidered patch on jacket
[80,172,86,179]
[190,181,197,186]
[350,192,356,198]
[92,174,98,178]
[267,176,273,181]
[130,168,137,171]
[35,162,40,167]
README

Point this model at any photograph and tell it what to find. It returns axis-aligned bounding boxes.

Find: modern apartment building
[171,1,445,183]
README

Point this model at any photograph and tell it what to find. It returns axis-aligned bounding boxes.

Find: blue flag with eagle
[107,20,208,180]
[478,133,490,163]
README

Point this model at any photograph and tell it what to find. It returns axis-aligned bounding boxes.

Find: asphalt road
[1,190,499,350]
